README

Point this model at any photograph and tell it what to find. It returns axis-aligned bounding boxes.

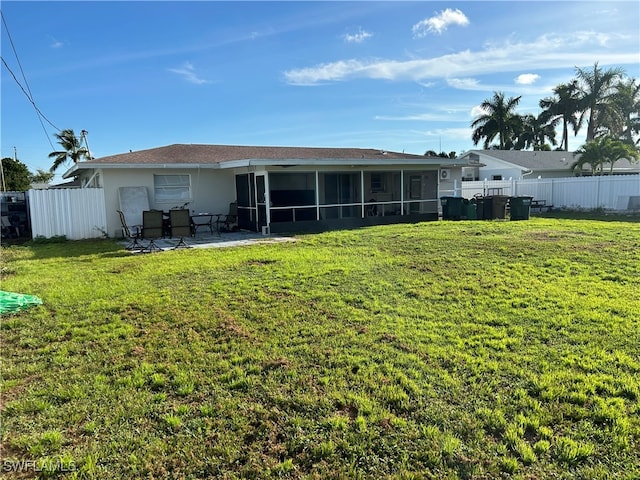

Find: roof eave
[63,162,222,178]
[220,157,458,168]
[64,157,465,177]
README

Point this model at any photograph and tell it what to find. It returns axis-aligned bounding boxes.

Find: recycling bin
[461,198,477,220]
[440,196,463,220]
[509,196,533,220]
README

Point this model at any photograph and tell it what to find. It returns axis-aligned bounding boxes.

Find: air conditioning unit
[440,169,451,180]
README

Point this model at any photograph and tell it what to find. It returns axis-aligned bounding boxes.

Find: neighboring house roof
[459,149,640,174]
[63,144,465,178]
[460,150,577,172]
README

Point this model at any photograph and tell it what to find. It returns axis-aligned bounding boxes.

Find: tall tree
[539,80,582,151]
[1,157,32,191]
[574,62,625,142]
[573,136,639,176]
[607,77,640,145]
[31,169,56,184]
[513,114,557,151]
[471,92,522,149]
[48,129,90,172]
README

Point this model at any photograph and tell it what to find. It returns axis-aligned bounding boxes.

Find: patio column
[400,169,404,215]
[360,170,365,218]
[264,173,271,227]
[315,170,320,220]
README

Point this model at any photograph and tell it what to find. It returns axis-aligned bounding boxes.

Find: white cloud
[515,73,540,85]
[168,62,209,85]
[470,105,488,118]
[284,31,637,86]
[421,127,472,140]
[343,28,372,44]
[375,113,455,122]
[48,35,64,48]
[447,78,480,89]
[412,8,469,37]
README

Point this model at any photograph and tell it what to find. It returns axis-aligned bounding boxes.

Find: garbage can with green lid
[440,196,463,220]
[509,196,533,220]
[461,198,477,220]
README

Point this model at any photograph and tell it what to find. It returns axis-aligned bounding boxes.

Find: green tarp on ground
[0,290,43,315]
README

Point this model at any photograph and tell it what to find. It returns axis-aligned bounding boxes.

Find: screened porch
[235,169,439,233]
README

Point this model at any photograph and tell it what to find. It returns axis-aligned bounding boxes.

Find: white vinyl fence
[28,188,107,240]
[454,175,640,211]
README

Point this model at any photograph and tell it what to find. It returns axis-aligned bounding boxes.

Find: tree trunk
[586,110,597,141]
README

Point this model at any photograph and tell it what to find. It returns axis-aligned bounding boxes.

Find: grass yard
[1,218,639,479]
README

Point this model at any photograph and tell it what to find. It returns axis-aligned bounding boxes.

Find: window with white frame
[153,174,191,202]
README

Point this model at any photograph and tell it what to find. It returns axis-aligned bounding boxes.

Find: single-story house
[458,150,640,181]
[62,144,471,238]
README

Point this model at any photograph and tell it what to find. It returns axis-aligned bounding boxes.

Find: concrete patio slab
[121,230,296,252]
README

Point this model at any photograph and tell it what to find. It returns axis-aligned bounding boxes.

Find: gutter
[63,162,222,178]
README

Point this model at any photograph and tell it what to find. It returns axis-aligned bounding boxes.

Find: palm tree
[539,80,582,151]
[513,114,558,150]
[48,129,90,172]
[607,77,640,145]
[573,136,639,176]
[574,62,625,142]
[471,92,522,149]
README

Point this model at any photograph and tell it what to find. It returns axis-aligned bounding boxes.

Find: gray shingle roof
[84,144,429,165]
[464,149,640,172]
[464,150,578,171]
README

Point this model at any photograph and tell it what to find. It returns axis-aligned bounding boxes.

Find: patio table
[191,213,221,234]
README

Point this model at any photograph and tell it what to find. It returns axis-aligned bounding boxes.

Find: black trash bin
[484,195,509,219]
[440,196,463,220]
[510,196,533,220]
[475,197,485,220]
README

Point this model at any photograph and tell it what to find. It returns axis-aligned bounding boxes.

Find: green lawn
[1,218,639,479]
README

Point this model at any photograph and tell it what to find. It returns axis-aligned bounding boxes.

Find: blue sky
[2,1,639,183]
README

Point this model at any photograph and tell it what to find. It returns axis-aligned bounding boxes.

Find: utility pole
[81,130,92,160]
[0,154,5,192]
[0,147,13,192]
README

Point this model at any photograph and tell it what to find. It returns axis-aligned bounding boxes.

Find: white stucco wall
[101,168,236,238]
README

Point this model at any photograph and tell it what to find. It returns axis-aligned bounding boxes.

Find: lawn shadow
[534,211,640,223]
[4,238,133,261]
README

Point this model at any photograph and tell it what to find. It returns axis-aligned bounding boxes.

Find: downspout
[519,169,534,199]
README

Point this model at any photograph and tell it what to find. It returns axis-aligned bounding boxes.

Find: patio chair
[1,215,20,239]
[169,208,193,249]
[219,202,238,232]
[117,210,145,250]
[142,210,164,253]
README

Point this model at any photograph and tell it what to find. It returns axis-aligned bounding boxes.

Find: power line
[1,57,60,134]
[1,10,59,150]
[1,11,36,106]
